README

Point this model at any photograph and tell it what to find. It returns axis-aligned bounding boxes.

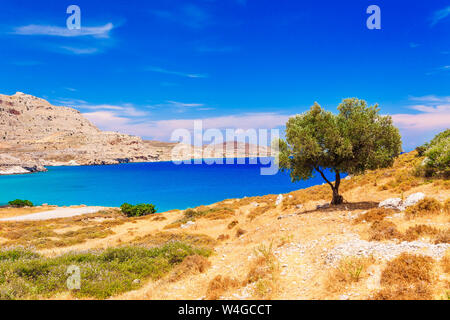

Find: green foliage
[8,199,34,208]
[279,98,402,204]
[0,243,211,300]
[416,129,450,177]
[120,203,157,217]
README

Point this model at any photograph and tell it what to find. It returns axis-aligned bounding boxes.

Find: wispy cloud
[147,66,207,78]
[409,95,450,103]
[431,6,450,26]
[53,99,150,118]
[59,46,100,55]
[391,95,450,131]
[390,95,450,150]
[426,65,450,75]
[78,104,150,117]
[152,4,211,29]
[12,23,114,38]
[83,111,290,141]
[166,101,205,110]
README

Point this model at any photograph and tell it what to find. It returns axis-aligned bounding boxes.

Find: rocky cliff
[0,93,271,175]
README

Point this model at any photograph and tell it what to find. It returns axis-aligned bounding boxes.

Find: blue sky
[1,0,449,150]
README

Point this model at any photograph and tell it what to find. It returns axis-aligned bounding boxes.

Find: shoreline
[0,155,276,176]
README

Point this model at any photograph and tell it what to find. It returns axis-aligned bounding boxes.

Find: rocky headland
[0,92,270,175]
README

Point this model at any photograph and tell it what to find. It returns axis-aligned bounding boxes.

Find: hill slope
[0,151,448,300]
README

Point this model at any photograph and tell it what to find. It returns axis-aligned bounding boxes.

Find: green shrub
[8,199,34,208]
[120,203,157,217]
[415,129,450,177]
[0,243,211,299]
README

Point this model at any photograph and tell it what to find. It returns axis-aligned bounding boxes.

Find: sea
[0,158,339,212]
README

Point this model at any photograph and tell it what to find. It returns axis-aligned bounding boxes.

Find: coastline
[0,155,275,176]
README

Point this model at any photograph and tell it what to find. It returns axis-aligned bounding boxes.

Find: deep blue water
[0,159,338,212]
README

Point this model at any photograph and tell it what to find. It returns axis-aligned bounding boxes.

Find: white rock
[181,221,195,229]
[378,198,402,210]
[275,194,284,206]
[403,192,425,208]
[0,166,30,175]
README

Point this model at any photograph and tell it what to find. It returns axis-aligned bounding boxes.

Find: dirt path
[0,206,107,221]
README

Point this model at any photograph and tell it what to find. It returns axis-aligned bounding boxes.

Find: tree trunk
[331,170,343,205]
[331,188,344,205]
[315,167,344,206]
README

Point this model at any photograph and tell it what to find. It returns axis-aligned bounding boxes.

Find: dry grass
[402,225,440,242]
[132,232,216,249]
[434,229,450,244]
[354,208,393,223]
[433,179,450,190]
[444,199,450,215]
[372,253,435,300]
[217,234,230,242]
[442,251,450,274]
[205,275,240,300]
[245,242,279,299]
[164,206,235,229]
[369,220,402,241]
[227,220,239,230]
[0,207,51,219]
[380,169,422,192]
[372,283,433,300]
[248,205,273,221]
[326,256,375,294]
[152,215,167,221]
[405,197,443,218]
[169,254,211,282]
[0,211,126,249]
[282,184,331,210]
[235,228,247,238]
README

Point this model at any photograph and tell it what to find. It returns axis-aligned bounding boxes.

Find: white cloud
[431,6,450,26]
[82,111,290,141]
[409,95,450,103]
[60,46,99,55]
[78,104,150,117]
[147,66,207,78]
[391,96,450,131]
[12,23,114,38]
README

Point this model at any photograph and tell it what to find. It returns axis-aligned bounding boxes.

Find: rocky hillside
[0,92,270,174]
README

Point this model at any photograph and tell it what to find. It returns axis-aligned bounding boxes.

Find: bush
[405,197,442,218]
[415,129,450,177]
[0,243,210,299]
[120,203,156,217]
[8,199,34,208]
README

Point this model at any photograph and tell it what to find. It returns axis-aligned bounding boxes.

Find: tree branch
[335,170,341,192]
[314,166,335,190]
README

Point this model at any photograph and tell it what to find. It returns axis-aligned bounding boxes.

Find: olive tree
[279,98,402,205]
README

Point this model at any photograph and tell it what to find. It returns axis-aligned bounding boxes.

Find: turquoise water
[0,159,338,212]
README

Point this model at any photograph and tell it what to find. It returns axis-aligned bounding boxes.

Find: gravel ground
[0,207,107,221]
[324,235,450,266]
